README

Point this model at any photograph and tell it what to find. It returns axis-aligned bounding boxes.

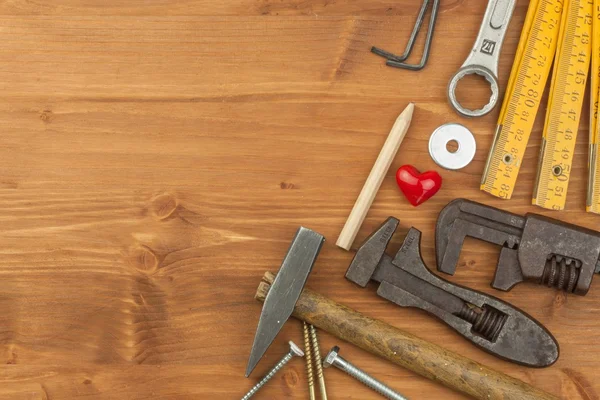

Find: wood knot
[283,368,299,387]
[280,182,296,189]
[39,109,54,123]
[552,291,568,311]
[150,193,178,220]
[6,351,17,364]
[83,379,92,385]
[127,246,159,274]
[0,181,18,189]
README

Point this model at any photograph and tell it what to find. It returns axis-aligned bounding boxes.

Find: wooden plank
[0,1,529,17]
[0,0,597,398]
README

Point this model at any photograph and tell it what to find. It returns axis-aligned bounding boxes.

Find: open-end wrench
[447,0,517,117]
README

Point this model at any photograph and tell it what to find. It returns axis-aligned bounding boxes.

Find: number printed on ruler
[533,0,593,210]
[481,0,563,199]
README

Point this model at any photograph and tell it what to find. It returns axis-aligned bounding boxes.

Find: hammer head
[246,227,325,377]
[345,217,399,287]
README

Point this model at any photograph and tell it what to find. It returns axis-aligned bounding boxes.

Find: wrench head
[435,198,524,275]
[346,217,399,287]
[447,0,516,118]
[448,65,499,118]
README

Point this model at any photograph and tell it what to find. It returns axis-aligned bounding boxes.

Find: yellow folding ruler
[533,0,593,209]
[482,0,594,211]
[588,0,600,213]
[481,0,564,199]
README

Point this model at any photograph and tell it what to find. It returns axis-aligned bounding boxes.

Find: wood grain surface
[0,0,598,399]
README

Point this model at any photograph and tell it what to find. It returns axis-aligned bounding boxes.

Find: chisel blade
[245,227,324,377]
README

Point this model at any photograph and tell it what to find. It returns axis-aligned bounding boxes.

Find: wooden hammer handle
[255,272,558,400]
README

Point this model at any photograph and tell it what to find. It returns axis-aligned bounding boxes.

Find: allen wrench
[371,0,440,71]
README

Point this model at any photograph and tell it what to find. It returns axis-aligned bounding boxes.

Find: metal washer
[429,123,476,170]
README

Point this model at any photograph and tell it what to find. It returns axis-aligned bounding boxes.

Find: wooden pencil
[336,103,415,251]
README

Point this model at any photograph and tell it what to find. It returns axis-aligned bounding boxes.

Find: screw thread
[241,352,293,400]
[457,304,506,342]
[303,323,316,400]
[309,325,328,400]
[542,256,580,292]
[337,358,408,400]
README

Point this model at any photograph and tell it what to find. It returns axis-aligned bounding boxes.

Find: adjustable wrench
[345,217,558,367]
[436,199,600,295]
[448,0,517,117]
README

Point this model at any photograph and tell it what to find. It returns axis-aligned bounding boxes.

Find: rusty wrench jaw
[436,199,600,296]
[346,217,559,368]
[436,199,526,291]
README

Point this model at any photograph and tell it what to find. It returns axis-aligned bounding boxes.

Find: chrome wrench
[447,0,517,118]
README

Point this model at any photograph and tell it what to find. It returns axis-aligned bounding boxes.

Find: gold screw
[303,322,316,400]
[309,324,328,400]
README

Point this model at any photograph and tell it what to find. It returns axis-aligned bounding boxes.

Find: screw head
[289,341,304,357]
[323,346,340,368]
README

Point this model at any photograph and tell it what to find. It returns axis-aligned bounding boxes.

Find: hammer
[248,228,558,400]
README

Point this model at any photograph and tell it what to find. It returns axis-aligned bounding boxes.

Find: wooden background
[0,0,599,399]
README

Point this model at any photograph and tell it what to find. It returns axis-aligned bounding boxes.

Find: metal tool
[372,0,440,71]
[245,227,325,377]
[429,123,476,170]
[323,346,408,400]
[254,272,559,400]
[371,0,429,63]
[436,198,600,295]
[309,325,328,400]
[302,323,316,400]
[241,341,304,400]
[345,217,558,367]
[448,0,517,117]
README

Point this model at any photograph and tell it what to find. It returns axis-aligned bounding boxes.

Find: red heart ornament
[396,165,442,206]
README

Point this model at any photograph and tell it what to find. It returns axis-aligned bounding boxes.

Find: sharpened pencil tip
[398,102,415,122]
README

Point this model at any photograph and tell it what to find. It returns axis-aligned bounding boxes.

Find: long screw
[241,341,304,400]
[303,322,317,400]
[323,346,408,400]
[309,324,328,400]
